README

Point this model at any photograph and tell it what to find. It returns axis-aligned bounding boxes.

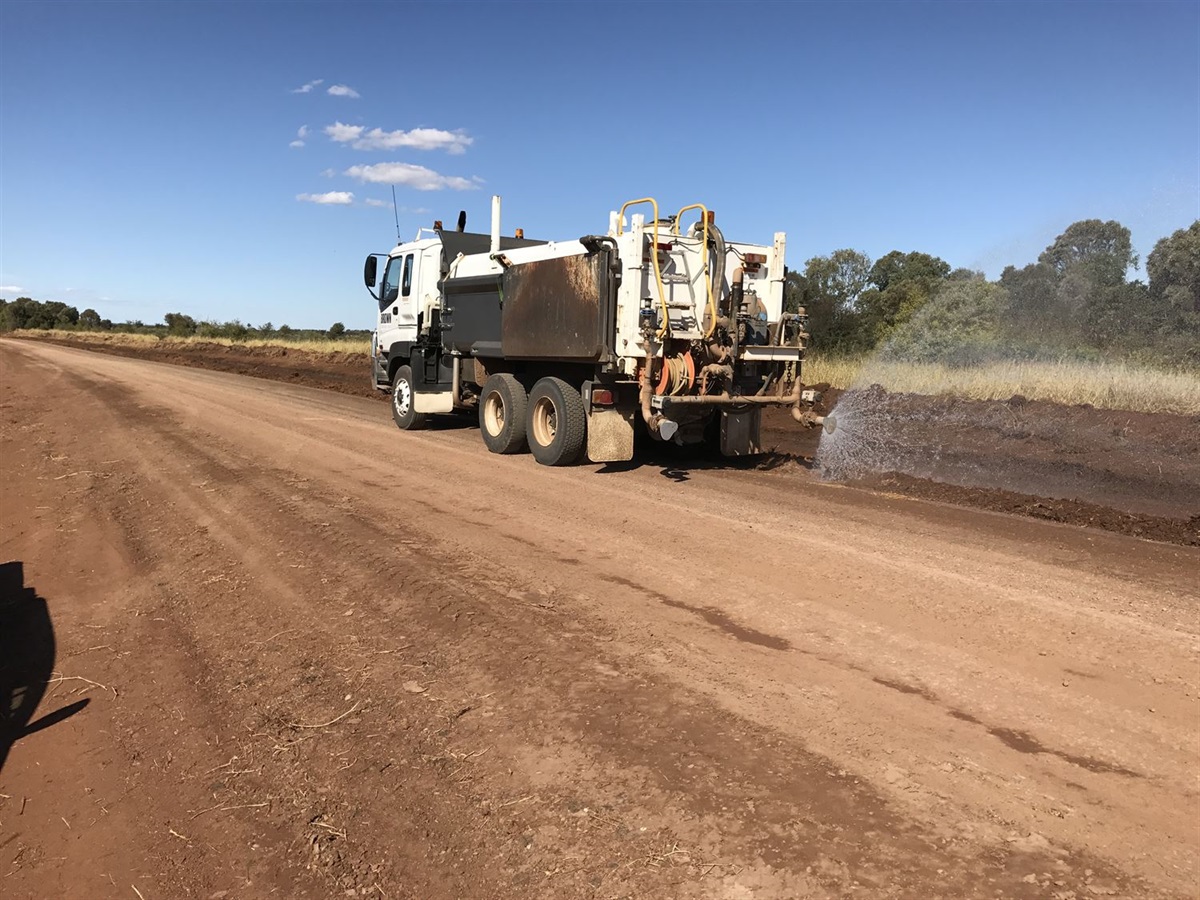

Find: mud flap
[413,391,455,414]
[586,406,635,463]
[720,408,762,456]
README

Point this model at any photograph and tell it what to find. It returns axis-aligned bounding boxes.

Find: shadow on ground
[0,561,89,772]
[596,441,814,482]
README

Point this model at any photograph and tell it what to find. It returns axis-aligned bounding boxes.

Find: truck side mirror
[364,254,380,288]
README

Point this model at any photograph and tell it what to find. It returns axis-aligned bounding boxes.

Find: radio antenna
[391,185,401,241]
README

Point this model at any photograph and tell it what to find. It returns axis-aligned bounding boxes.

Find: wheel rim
[394,380,411,417]
[531,396,557,447]
[483,392,505,436]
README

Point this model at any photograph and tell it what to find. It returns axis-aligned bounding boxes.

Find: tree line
[0,300,364,342]
[3,219,1196,364]
[788,219,1198,365]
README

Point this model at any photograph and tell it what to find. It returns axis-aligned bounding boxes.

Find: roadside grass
[803,354,1200,416]
[13,329,1199,416]
[16,328,373,356]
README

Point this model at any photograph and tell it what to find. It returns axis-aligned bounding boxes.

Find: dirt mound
[761,386,1198,544]
[31,335,377,398]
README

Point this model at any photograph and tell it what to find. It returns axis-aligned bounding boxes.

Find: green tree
[868,251,951,292]
[1038,219,1136,285]
[78,308,102,330]
[164,312,198,336]
[328,321,346,338]
[53,305,79,328]
[1147,221,1200,318]
[949,267,985,281]
[790,249,872,352]
[886,278,1010,365]
[1146,221,1200,360]
[856,251,951,344]
[1000,262,1059,330]
[1001,220,1141,348]
[0,297,35,330]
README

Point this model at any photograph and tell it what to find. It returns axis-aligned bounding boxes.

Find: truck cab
[368,234,442,390]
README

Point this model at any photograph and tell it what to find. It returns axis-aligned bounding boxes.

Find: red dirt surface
[2,339,1198,899]
[23,335,1200,547]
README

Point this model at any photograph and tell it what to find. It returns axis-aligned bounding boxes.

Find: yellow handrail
[673,203,717,339]
[618,197,670,340]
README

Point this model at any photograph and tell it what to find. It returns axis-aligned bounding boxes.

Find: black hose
[691,221,727,322]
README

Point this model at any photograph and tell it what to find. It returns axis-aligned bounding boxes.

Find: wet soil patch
[762,387,1199,546]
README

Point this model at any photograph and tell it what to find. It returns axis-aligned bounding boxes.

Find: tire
[478,373,528,454]
[526,377,586,466]
[391,365,429,431]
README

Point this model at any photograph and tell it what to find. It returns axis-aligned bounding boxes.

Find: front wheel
[392,365,428,431]
[527,377,586,466]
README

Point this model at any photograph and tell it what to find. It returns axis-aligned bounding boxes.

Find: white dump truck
[363,196,825,465]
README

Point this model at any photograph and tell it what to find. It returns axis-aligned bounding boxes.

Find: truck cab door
[377,256,405,350]
[396,252,419,327]
[380,252,420,344]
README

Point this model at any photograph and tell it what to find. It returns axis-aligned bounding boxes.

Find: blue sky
[1,0,1196,330]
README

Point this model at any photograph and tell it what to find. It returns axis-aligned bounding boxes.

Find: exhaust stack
[490,195,501,254]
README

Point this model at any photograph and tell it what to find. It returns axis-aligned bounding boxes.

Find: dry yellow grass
[803,354,1200,416]
[19,329,373,356]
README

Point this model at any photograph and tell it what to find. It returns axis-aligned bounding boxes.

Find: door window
[381,257,403,306]
[401,254,414,298]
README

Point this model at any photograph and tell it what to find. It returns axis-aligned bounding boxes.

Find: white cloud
[364,198,389,208]
[324,121,471,154]
[289,140,305,149]
[344,162,478,191]
[324,121,363,143]
[297,125,309,138]
[320,168,336,178]
[297,191,355,205]
[327,84,360,99]
[0,285,24,293]
[291,78,324,94]
[331,122,475,154]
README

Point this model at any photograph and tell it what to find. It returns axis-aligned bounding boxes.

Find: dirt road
[2,339,1197,899]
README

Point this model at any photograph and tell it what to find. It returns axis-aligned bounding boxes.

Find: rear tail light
[591,388,614,406]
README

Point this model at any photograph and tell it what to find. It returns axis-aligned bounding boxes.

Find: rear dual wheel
[478,374,587,466]
[479,373,528,454]
[527,377,586,466]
